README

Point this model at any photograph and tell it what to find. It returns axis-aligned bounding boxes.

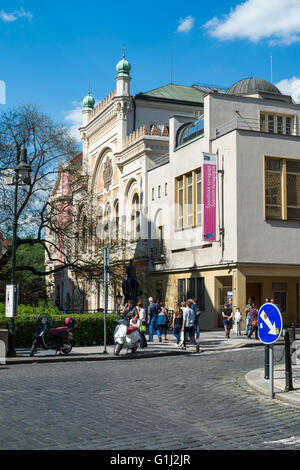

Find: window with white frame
[260,112,294,135]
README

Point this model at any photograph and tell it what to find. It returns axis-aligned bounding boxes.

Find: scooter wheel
[114,343,122,355]
[61,343,72,354]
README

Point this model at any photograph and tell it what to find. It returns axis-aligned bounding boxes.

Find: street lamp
[116,291,123,314]
[7,144,32,357]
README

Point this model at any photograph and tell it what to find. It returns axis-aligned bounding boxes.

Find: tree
[0,104,79,283]
[0,104,133,299]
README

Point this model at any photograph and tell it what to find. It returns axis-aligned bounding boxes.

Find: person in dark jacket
[147,297,161,342]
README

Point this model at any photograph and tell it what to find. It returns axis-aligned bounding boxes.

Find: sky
[1,0,300,140]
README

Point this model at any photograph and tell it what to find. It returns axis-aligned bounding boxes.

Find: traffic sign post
[258,303,283,398]
[103,247,110,354]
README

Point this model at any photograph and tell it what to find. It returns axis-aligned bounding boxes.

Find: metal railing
[215,116,299,139]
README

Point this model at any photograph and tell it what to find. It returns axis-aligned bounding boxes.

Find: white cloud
[0,7,33,22]
[204,0,300,45]
[177,15,195,33]
[64,104,82,142]
[276,76,300,102]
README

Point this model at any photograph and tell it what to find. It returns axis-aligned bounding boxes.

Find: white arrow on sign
[259,310,277,335]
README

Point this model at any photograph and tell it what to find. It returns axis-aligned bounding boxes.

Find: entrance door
[246,283,261,307]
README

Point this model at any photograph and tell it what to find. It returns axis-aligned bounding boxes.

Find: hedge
[0,303,119,348]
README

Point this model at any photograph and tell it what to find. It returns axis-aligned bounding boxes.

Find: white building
[47,57,300,329]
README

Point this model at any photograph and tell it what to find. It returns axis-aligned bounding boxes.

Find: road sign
[258,303,283,345]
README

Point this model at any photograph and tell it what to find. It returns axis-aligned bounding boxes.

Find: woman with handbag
[248,303,259,339]
[137,301,147,348]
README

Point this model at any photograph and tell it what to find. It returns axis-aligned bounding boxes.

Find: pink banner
[203,153,217,242]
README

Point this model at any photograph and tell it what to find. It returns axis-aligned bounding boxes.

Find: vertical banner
[203,152,217,242]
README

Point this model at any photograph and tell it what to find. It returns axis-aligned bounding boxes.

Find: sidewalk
[3,329,263,365]
[245,365,300,406]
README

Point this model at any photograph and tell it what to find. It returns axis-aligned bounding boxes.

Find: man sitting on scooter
[122,299,137,318]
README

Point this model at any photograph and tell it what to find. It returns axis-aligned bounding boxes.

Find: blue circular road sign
[258,303,283,344]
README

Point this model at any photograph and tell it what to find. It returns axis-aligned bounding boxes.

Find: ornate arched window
[104,204,111,241]
[95,206,104,250]
[131,194,140,239]
[114,200,119,241]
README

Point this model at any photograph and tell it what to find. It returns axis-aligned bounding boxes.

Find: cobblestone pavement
[0,346,299,450]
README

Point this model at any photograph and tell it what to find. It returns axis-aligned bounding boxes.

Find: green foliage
[0,303,119,348]
[0,240,47,304]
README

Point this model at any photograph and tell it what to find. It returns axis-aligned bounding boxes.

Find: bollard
[284,330,294,391]
[264,344,270,379]
[290,323,296,364]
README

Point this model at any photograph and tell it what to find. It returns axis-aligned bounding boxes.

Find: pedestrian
[147,297,162,342]
[158,302,168,341]
[136,301,147,349]
[181,300,196,350]
[244,298,252,336]
[234,307,242,336]
[248,303,259,339]
[222,303,233,338]
[192,298,200,339]
[172,302,183,345]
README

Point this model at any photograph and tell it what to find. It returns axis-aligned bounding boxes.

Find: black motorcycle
[30,315,77,357]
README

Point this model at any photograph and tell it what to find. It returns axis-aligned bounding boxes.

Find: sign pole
[103,247,110,354]
[269,344,274,399]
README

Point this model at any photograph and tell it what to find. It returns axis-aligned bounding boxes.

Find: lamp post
[7,144,32,357]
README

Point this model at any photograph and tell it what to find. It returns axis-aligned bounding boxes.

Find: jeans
[194,317,200,338]
[248,325,258,339]
[139,331,147,348]
[149,317,161,341]
[245,315,250,335]
[158,324,167,338]
[173,324,181,344]
[235,321,241,335]
[183,326,196,347]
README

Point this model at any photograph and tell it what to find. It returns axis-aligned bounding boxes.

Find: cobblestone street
[0,346,299,450]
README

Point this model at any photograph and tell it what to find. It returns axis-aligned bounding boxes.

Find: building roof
[226,77,281,96]
[136,84,205,104]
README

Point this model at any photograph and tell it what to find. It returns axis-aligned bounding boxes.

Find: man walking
[147,297,162,342]
[181,300,196,349]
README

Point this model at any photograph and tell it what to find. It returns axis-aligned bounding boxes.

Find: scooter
[113,314,140,355]
[30,315,77,357]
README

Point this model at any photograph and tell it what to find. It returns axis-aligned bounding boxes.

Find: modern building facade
[47,59,300,329]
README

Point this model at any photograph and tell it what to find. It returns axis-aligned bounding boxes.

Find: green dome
[226,77,281,96]
[116,56,131,77]
[83,91,95,110]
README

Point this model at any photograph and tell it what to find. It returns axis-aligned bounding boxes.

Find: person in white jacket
[234,308,242,336]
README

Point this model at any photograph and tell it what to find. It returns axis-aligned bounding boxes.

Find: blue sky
[1,0,300,139]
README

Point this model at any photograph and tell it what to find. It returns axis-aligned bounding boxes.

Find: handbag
[140,325,146,333]
[252,320,258,327]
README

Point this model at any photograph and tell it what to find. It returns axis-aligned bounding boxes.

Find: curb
[3,348,198,365]
[245,368,300,407]
[2,339,266,365]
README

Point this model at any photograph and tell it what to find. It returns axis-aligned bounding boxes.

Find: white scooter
[113,314,140,355]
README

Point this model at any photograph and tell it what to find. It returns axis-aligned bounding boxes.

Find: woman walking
[157,303,167,342]
[137,301,147,349]
[248,303,259,339]
[222,304,233,338]
[172,302,183,345]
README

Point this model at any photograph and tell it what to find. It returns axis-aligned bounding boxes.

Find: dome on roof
[226,77,281,96]
[83,90,95,110]
[116,55,131,77]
